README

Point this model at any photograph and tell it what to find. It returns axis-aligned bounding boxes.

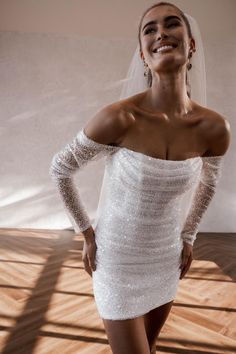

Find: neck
[145,69,192,117]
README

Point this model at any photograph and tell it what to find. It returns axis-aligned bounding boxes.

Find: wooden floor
[0,228,235,354]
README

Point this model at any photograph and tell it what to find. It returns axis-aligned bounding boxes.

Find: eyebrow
[142,15,182,32]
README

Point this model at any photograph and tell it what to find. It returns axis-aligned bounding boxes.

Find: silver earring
[187,60,192,71]
[143,61,149,77]
[187,50,194,70]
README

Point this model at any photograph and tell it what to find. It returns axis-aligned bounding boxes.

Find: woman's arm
[49,105,132,240]
[181,116,231,246]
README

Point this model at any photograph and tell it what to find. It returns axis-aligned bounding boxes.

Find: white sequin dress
[50,128,223,320]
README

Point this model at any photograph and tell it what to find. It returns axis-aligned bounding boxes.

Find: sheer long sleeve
[49,128,118,233]
[181,155,224,246]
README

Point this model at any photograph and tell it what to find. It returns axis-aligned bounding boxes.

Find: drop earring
[187,51,192,70]
[187,48,196,71]
[143,61,149,77]
[187,61,192,71]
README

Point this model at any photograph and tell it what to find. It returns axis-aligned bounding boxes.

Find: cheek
[176,37,189,55]
[174,29,189,47]
[140,40,152,57]
[182,41,190,56]
[178,41,186,52]
[140,35,151,48]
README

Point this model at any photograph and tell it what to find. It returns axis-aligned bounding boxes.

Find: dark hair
[138,1,194,94]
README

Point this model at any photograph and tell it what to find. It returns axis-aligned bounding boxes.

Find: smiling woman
[121,5,209,107]
[50,1,231,353]
[138,2,195,91]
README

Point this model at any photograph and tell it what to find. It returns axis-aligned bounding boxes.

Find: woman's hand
[179,241,193,279]
[82,228,97,277]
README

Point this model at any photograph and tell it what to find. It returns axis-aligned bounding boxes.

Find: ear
[140,50,144,61]
[189,37,196,52]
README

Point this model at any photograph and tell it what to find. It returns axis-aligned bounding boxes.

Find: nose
[155,23,169,41]
[157,32,168,41]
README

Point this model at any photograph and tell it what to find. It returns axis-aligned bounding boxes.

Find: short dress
[50,128,224,320]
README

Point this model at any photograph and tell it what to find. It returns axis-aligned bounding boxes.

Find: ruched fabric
[50,128,223,320]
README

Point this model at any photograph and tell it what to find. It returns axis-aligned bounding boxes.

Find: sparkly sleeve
[180,155,224,246]
[49,128,118,233]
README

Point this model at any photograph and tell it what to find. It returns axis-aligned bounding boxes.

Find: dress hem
[99,295,176,321]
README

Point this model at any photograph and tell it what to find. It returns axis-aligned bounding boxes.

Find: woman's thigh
[144,300,174,351]
[102,314,151,354]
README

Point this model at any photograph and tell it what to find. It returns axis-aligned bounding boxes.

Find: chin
[151,58,186,73]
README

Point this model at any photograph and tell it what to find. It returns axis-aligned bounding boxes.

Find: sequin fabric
[50,128,224,320]
[49,130,117,232]
[180,156,223,245]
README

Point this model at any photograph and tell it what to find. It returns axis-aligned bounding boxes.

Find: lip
[152,42,177,53]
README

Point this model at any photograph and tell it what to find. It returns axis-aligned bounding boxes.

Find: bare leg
[102,314,151,354]
[144,300,174,352]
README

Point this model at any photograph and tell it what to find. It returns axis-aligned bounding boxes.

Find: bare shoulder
[83,101,135,145]
[199,106,231,156]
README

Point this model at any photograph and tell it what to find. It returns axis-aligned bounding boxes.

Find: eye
[144,21,180,35]
[167,22,180,28]
[144,27,156,35]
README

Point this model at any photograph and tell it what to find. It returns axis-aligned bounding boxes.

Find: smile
[153,45,177,54]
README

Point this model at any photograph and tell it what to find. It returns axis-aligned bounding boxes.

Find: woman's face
[140,5,195,74]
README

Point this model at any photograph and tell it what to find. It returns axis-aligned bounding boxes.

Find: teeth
[154,45,175,53]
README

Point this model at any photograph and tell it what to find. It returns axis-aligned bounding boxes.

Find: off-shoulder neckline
[80,128,223,163]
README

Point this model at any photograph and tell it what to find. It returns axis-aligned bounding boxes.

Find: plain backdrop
[0,0,235,232]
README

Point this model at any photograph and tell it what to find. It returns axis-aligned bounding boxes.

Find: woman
[50,2,231,353]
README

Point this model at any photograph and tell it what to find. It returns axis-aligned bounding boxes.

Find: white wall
[0,0,235,40]
[0,0,235,232]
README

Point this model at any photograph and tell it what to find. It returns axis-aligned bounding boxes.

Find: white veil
[119,13,207,106]
[93,13,207,230]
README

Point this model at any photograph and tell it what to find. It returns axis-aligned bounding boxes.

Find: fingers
[82,243,97,277]
[83,255,97,276]
[83,257,93,277]
[88,255,96,272]
[180,255,189,270]
[179,254,192,279]
[179,246,193,279]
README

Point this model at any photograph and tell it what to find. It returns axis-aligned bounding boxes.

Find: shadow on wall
[0,32,135,228]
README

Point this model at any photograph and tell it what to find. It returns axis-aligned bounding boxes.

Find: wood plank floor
[0,228,235,354]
